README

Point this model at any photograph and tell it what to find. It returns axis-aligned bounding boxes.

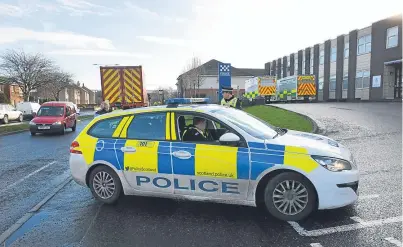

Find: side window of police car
[88,117,123,138]
[177,114,236,145]
[127,113,166,140]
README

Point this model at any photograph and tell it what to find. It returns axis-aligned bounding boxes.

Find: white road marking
[350,216,367,224]
[385,237,402,246]
[1,161,56,193]
[0,177,72,245]
[358,194,379,200]
[310,243,324,247]
[288,216,402,237]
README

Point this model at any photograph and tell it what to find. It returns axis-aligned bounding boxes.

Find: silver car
[0,103,23,124]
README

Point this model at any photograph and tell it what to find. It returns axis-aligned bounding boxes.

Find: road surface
[0,102,401,247]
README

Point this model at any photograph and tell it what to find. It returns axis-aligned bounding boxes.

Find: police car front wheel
[263,172,316,221]
[89,165,122,204]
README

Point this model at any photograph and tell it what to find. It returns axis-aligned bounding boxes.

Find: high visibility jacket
[221,97,238,108]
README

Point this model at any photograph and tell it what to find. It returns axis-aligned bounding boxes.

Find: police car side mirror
[219,133,240,145]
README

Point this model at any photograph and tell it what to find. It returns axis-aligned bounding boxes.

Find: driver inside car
[182,116,212,142]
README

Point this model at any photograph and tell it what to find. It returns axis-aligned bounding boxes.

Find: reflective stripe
[284,146,318,172]
[112,116,129,138]
[124,140,160,173]
[195,144,238,179]
[170,112,177,140]
[221,97,238,107]
[77,135,98,165]
[165,112,171,140]
[120,116,134,138]
[249,142,319,179]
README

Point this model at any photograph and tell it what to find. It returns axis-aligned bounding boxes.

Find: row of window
[317,69,371,92]
[294,26,399,68]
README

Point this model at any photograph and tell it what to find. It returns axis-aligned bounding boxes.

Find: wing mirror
[219,132,240,146]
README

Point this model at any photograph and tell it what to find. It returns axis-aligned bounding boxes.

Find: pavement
[0,102,401,247]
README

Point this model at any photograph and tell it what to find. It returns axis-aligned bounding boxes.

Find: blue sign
[218,62,231,102]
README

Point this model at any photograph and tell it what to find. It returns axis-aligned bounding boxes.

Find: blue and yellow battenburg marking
[83,139,318,181]
[76,115,318,180]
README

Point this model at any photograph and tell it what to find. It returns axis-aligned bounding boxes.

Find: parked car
[16,102,41,120]
[29,101,77,136]
[0,103,23,124]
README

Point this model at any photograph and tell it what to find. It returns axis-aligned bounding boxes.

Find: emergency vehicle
[69,98,359,221]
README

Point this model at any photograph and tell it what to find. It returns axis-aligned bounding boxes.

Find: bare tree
[45,70,73,101]
[179,57,205,97]
[0,49,55,101]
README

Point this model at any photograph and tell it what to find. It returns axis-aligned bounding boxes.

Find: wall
[370,14,402,100]
[342,35,350,99]
[329,39,337,99]
[355,26,372,100]
[198,76,254,90]
[318,44,325,101]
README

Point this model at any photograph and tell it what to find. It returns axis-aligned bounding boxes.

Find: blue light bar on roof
[166,98,210,104]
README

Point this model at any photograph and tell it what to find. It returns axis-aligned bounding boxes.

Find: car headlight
[29,121,36,125]
[52,121,62,125]
[311,155,352,172]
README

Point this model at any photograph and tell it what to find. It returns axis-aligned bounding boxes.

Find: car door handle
[172,150,192,159]
[121,146,136,153]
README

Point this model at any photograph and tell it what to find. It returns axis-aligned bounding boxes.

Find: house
[176,59,267,103]
[0,82,24,106]
[82,84,96,104]
[79,86,90,105]
[67,84,81,105]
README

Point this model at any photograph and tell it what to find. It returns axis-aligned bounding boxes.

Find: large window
[127,113,166,140]
[88,117,123,138]
[357,35,371,55]
[386,26,399,48]
[342,74,349,90]
[344,43,349,58]
[331,47,337,62]
[318,77,324,91]
[302,57,305,75]
[319,50,324,65]
[355,70,370,89]
[294,55,298,74]
[329,75,336,91]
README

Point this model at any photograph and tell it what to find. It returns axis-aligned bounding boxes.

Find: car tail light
[70,141,82,154]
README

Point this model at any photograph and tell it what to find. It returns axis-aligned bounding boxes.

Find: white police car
[69,98,358,221]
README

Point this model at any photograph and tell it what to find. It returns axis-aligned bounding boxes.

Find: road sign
[218,62,231,102]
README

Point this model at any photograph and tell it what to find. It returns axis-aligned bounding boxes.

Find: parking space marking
[310,243,323,247]
[288,216,402,237]
[385,237,402,246]
[0,161,56,193]
[358,194,379,200]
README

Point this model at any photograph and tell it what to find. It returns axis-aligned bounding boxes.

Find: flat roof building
[265,14,402,101]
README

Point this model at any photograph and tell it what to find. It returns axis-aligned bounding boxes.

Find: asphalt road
[0,102,401,247]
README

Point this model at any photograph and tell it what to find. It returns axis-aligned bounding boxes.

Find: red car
[29,101,77,136]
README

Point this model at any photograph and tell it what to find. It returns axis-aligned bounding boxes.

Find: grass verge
[0,115,94,136]
[244,105,313,132]
[0,123,30,135]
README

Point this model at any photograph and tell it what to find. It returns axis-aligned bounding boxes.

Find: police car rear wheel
[263,172,316,221]
[89,166,122,204]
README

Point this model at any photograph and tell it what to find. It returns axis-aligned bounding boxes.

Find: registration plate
[38,126,50,130]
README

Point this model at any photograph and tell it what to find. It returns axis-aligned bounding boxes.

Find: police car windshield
[209,108,278,140]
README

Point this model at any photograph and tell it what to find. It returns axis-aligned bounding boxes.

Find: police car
[69,98,358,221]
